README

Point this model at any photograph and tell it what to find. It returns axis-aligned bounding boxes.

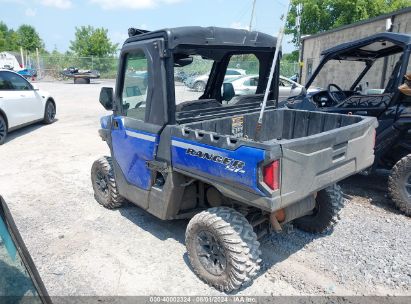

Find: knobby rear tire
[185,207,261,292]
[293,184,344,233]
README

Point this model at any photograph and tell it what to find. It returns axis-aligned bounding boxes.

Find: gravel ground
[0,80,410,296]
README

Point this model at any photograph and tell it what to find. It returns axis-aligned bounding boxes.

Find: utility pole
[249,0,257,31]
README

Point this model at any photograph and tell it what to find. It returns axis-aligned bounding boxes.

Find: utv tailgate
[169,108,377,211]
[278,114,376,207]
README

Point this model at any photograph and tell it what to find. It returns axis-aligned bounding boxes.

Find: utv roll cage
[122,27,280,125]
[306,32,411,101]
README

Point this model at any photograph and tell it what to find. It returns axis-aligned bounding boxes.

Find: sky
[0,0,295,54]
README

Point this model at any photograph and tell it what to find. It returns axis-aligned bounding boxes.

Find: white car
[0,69,56,145]
[227,75,305,99]
[186,68,247,92]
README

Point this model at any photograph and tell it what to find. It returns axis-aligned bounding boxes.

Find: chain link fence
[35,54,119,80]
[20,53,298,81]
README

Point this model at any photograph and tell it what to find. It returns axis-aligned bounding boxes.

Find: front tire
[43,100,56,124]
[185,207,261,292]
[91,157,124,209]
[293,184,344,233]
[388,155,411,216]
[0,114,7,145]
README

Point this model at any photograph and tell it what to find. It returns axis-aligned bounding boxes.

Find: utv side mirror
[223,83,235,101]
[291,83,298,90]
[99,87,114,110]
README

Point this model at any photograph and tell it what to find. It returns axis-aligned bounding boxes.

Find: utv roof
[321,32,411,61]
[125,26,277,49]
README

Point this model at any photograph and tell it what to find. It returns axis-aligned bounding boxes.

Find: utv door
[110,39,166,208]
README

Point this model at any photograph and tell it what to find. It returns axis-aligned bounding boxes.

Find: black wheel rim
[196,230,227,275]
[0,118,5,141]
[403,173,411,198]
[47,103,56,121]
[95,170,109,196]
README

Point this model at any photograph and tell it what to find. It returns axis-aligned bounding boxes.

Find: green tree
[69,26,118,57]
[286,0,411,46]
[0,22,19,52]
[16,24,44,51]
[282,50,299,61]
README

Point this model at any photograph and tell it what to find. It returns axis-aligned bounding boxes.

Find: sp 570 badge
[186,148,245,173]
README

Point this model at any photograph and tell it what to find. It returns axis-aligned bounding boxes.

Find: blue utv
[91,26,377,292]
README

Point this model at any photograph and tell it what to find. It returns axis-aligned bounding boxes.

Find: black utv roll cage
[306,32,411,101]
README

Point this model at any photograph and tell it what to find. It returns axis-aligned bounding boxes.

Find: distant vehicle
[61,67,100,84]
[125,70,148,95]
[0,70,56,145]
[0,52,22,71]
[174,70,188,82]
[185,68,246,91]
[225,75,305,100]
[289,73,299,82]
[17,68,37,79]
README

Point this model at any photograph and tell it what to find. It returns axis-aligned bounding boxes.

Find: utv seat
[228,94,275,107]
[335,93,393,108]
[176,99,222,112]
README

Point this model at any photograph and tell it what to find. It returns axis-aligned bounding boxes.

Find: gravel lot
[0,80,410,296]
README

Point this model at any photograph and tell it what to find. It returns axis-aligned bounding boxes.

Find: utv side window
[121,50,149,121]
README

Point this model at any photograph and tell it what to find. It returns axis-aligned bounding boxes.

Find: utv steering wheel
[327,83,346,104]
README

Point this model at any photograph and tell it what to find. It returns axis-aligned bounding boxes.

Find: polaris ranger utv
[91,26,377,292]
[286,32,411,216]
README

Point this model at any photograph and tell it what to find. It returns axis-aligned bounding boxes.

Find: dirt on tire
[185,207,261,292]
[293,184,344,233]
[91,156,124,209]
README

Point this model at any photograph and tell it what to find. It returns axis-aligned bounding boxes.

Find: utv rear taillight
[263,160,280,191]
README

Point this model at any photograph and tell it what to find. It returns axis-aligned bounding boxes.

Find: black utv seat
[176,99,222,112]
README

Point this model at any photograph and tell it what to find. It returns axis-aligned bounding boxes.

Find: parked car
[225,75,305,100]
[17,68,37,79]
[185,68,246,91]
[0,69,56,145]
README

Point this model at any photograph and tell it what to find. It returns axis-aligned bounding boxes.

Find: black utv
[285,32,411,215]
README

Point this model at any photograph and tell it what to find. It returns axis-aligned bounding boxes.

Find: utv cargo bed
[170,108,377,212]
